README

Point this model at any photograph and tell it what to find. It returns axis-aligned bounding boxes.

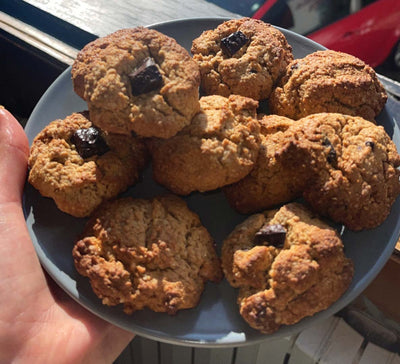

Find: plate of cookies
[23,17,400,347]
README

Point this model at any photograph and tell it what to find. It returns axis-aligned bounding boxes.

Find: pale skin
[0,107,134,363]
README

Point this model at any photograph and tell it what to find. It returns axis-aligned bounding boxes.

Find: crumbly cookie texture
[28,112,148,217]
[72,27,200,138]
[73,195,223,314]
[224,114,304,213]
[269,50,387,121]
[221,203,353,334]
[148,94,261,195]
[278,113,400,230]
[191,17,293,100]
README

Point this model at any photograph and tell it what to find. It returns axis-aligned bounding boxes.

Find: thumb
[0,107,29,204]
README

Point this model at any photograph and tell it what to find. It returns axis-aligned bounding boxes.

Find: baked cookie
[278,113,400,230]
[28,111,148,217]
[71,27,200,138]
[191,18,293,100]
[269,50,387,121]
[221,203,353,334]
[148,94,260,195]
[224,114,304,213]
[73,195,222,314]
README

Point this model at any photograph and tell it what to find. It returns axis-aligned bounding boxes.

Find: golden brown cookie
[269,50,387,121]
[73,195,223,315]
[72,27,200,138]
[223,114,304,213]
[28,111,148,217]
[278,113,400,230]
[221,203,353,334]
[148,94,261,195]
[191,18,293,100]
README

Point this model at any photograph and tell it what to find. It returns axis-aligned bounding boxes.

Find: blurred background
[206,0,400,81]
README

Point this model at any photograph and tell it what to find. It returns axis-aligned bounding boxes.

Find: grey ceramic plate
[23,18,400,348]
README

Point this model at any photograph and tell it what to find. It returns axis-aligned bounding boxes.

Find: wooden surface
[23,0,237,37]
[114,317,400,364]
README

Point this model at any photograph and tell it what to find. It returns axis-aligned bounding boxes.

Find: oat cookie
[28,111,148,217]
[224,114,304,213]
[279,113,400,230]
[72,27,200,138]
[269,50,387,121]
[221,203,353,334]
[73,195,222,314]
[148,94,260,195]
[191,18,293,100]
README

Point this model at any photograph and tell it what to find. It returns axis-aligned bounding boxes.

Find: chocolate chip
[254,224,286,248]
[129,57,163,96]
[322,137,337,165]
[221,31,249,57]
[70,126,110,158]
[327,149,337,164]
[365,141,375,150]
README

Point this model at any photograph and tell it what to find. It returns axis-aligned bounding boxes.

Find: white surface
[114,321,400,364]
[359,343,395,364]
[319,320,364,364]
[295,316,340,361]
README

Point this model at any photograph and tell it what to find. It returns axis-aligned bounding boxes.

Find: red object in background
[307,0,400,68]
[251,0,400,69]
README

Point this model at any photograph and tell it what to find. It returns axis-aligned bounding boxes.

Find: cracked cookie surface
[73,195,222,314]
[224,114,304,213]
[278,113,400,230]
[28,111,148,217]
[72,27,200,138]
[221,203,353,333]
[191,18,293,100]
[269,50,387,121]
[148,94,261,195]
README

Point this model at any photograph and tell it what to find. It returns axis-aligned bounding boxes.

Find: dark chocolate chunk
[221,31,249,57]
[70,126,110,158]
[322,137,337,165]
[129,57,163,96]
[365,141,375,150]
[254,224,287,248]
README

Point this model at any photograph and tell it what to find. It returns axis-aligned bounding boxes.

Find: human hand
[0,107,134,363]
